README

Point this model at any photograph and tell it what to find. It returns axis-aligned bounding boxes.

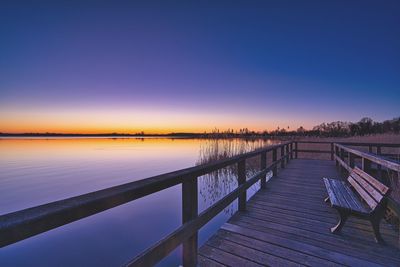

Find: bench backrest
[347,167,390,211]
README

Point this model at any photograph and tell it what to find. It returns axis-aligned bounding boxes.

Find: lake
[0,137,276,266]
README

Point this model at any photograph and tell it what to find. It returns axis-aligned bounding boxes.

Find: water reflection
[0,137,277,266]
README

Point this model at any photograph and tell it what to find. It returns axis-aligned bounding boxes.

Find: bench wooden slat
[324,178,348,209]
[329,179,351,209]
[353,167,389,195]
[323,178,339,206]
[350,172,383,203]
[348,177,377,210]
[334,179,367,213]
[341,182,369,213]
[323,178,368,213]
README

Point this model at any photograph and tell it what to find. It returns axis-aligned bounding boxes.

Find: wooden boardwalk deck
[198,159,400,267]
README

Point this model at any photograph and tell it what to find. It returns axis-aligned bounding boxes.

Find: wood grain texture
[354,167,389,195]
[348,177,378,210]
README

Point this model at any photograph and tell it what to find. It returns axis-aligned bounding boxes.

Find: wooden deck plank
[206,235,303,267]
[222,223,382,267]
[198,255,226,267]
[199,159,400,266]
[241,207,397,238]
[231,215,400,263]
[246,203,396,235]
[215,230,326,266]
[198,245,263,266]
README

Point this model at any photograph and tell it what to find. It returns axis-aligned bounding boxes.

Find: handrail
[293,141,400,161]
[296,140,400,147]
[335,143,400,172]
[127,166,273,266]
[340,142,400,147]
[0,141,293,266]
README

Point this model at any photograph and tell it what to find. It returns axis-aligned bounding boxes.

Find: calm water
[0,137,276,266]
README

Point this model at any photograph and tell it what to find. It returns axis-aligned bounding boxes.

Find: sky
[0,1,399,133]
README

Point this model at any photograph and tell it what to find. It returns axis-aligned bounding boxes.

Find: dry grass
[196,138,275,215]
[298,133,400,143]
[295,133,400,160]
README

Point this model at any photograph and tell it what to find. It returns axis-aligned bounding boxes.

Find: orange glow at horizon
[0,106,316,134]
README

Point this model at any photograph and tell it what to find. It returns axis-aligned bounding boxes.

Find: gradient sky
[1,1,399,133]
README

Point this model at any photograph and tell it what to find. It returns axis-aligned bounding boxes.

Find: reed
[196,138,276,214]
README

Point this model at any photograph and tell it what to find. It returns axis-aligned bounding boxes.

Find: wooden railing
[0,141,293,266]
[293,141,400,161]
[293,141,334,159]
[334,143,400,218]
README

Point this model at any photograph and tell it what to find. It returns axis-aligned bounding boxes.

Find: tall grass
[196,138,277,214]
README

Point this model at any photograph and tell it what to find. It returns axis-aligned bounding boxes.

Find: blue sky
[1,1,399,133]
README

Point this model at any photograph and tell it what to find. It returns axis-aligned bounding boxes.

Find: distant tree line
[1,117,398,138]
[203,117,400,138]
[305,117,400,137]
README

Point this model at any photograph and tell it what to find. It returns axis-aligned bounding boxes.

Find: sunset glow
[1,1,399,133]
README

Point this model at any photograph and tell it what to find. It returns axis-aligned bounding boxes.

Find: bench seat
[323,167,390,243]
[323,178,369,214]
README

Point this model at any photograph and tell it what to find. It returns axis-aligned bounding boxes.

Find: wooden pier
[198,159,400,266]
[1,141,399,266]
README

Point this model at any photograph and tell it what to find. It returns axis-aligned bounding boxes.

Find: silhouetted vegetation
[197,138,275,215]
[309,117,400,137]
[210,117,400,138]
[200,117,400,138]
[1,117,398,138]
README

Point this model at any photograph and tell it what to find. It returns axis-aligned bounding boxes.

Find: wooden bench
[323,167,390,243]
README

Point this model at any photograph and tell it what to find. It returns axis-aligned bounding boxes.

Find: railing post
[272,148,277,176]
[260,151,267,189]
[285,144,290,164]
[330,143,334,161]
[368,146,372,153]
[295,142,298,159]
[340,148,346,176]
[348,152,355,168]
[362,157,372,174]
[290,142,293,159]
[335,145,339,167]
[377,145,382,180]
[238,159,246,211]
[281,145,285,168]
[182,176,198,267]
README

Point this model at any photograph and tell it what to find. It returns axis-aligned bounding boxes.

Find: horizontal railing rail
[292,141,333,160]
[127,166,274,266]
[293,141,400,161]
[335,143,400,171]
[0,141,293,266]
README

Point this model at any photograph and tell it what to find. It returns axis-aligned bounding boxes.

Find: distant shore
[0,133,205,138]
[1,132,399,143]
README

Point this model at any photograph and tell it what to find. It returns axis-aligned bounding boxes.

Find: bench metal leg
[370,217,384,244]
[331,210,348,233]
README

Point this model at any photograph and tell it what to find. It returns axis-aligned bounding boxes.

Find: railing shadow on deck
[0,140,399,266]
